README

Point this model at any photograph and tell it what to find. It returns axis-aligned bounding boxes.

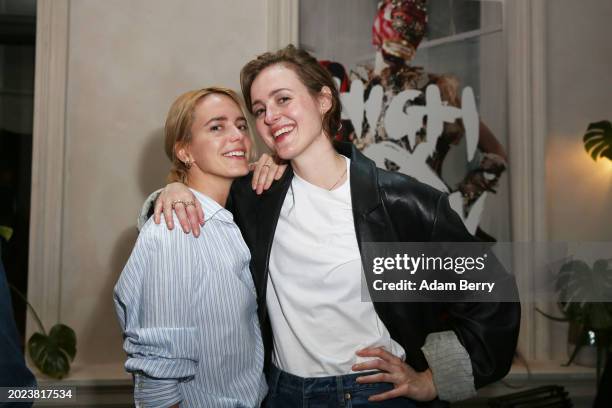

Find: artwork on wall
[300,0,510,241]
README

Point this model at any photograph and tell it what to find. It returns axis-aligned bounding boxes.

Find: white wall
[58,0,267,366]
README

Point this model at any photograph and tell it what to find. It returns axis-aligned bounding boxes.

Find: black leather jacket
[229,142,520,397]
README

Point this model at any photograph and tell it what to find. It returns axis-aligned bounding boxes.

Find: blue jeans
[264,365,418,408]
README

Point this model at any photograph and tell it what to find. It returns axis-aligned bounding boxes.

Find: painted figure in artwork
[323,0,507,240]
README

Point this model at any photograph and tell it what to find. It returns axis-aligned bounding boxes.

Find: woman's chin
[274,144,298,161]
[230,167,250,178]
[214,165,250,180]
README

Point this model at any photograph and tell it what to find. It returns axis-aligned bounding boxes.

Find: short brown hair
[164,87,249,183]
[240,44,341,140]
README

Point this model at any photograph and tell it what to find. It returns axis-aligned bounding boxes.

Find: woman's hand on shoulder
[249,153,287,195]
[153,182,204,237]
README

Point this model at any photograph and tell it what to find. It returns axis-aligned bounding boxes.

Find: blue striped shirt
[114,189,267,408]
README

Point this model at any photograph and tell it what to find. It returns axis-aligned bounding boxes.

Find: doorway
[0,0,36,344]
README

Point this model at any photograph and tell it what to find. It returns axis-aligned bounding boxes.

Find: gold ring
[171,199,195,209]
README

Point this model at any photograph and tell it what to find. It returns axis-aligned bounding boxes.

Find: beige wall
[545,0,612,359]
[546,0,612,242]
[59,0,267,365]
[34,0,612,372]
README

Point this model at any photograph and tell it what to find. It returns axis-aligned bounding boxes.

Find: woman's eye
[253,108,265,118]
[278,96,290,104]
[238,124,248,131]
[210,125,222,131]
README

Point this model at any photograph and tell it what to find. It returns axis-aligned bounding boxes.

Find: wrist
[421,368,438,400]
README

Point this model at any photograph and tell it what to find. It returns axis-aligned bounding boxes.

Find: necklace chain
[328,166,348,191]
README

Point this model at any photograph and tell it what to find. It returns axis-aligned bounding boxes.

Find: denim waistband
[268,364,380,395]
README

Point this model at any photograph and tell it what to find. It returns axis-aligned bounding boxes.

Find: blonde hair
[164,87,251,183]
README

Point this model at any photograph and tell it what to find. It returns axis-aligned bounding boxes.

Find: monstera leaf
[537,259,612,376]
[556,259,612,329]
[9,284,77,379]
[28,324,77,379]
[583,120,612,161]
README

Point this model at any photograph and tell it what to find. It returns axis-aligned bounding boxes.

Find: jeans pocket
[347,383,417,408]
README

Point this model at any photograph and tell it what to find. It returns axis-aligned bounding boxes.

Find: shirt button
[345,392,351,400]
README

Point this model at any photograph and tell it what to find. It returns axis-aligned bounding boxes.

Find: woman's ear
[318,86,333,115]
[175,143,191,164]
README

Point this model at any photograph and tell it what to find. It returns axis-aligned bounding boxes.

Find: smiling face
[250,64,332,161]
[177,93,252,181]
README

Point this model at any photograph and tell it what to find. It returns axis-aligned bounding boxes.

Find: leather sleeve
[430,192,520,389]
[379,170,520,390]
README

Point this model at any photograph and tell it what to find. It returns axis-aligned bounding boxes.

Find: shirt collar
[190,188,234,223]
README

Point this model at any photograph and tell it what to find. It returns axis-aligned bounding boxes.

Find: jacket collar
[336,142,381,215]
[257,141,382,244]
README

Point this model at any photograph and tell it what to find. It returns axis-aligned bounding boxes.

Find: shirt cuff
[421,330,476,402]
[138,189,162,231]
[133,373,182,408]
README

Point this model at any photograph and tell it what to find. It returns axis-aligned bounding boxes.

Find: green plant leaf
[555,259,612,330]
[27,324,77,379]
[583,120,612,161]
[0,225,13,242]
[49,324,77,359]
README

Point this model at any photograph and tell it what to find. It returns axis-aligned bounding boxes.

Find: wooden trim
[28,0,70,336]
[506,0,549,360]
[266,0,299,51]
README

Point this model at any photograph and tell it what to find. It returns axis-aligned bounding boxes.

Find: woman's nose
[264,106,280,125]
[229,126,245,141]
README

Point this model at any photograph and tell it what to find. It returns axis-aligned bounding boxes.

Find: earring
[183,159,192,169]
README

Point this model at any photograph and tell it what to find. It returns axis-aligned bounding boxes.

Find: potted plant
[8,284,77,379]
[1,229,77,379]
[537,258,612,384]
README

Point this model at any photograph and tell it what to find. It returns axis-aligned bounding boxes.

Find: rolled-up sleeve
[114,219,201,407]
[428,194,520,395]
[123,326,198,378]
[133,374,183,408]
[421,330,476,402]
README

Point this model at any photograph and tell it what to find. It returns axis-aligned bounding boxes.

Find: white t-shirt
[266,156,405,377]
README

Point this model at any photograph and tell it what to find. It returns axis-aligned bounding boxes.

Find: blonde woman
[114,87,267,408]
